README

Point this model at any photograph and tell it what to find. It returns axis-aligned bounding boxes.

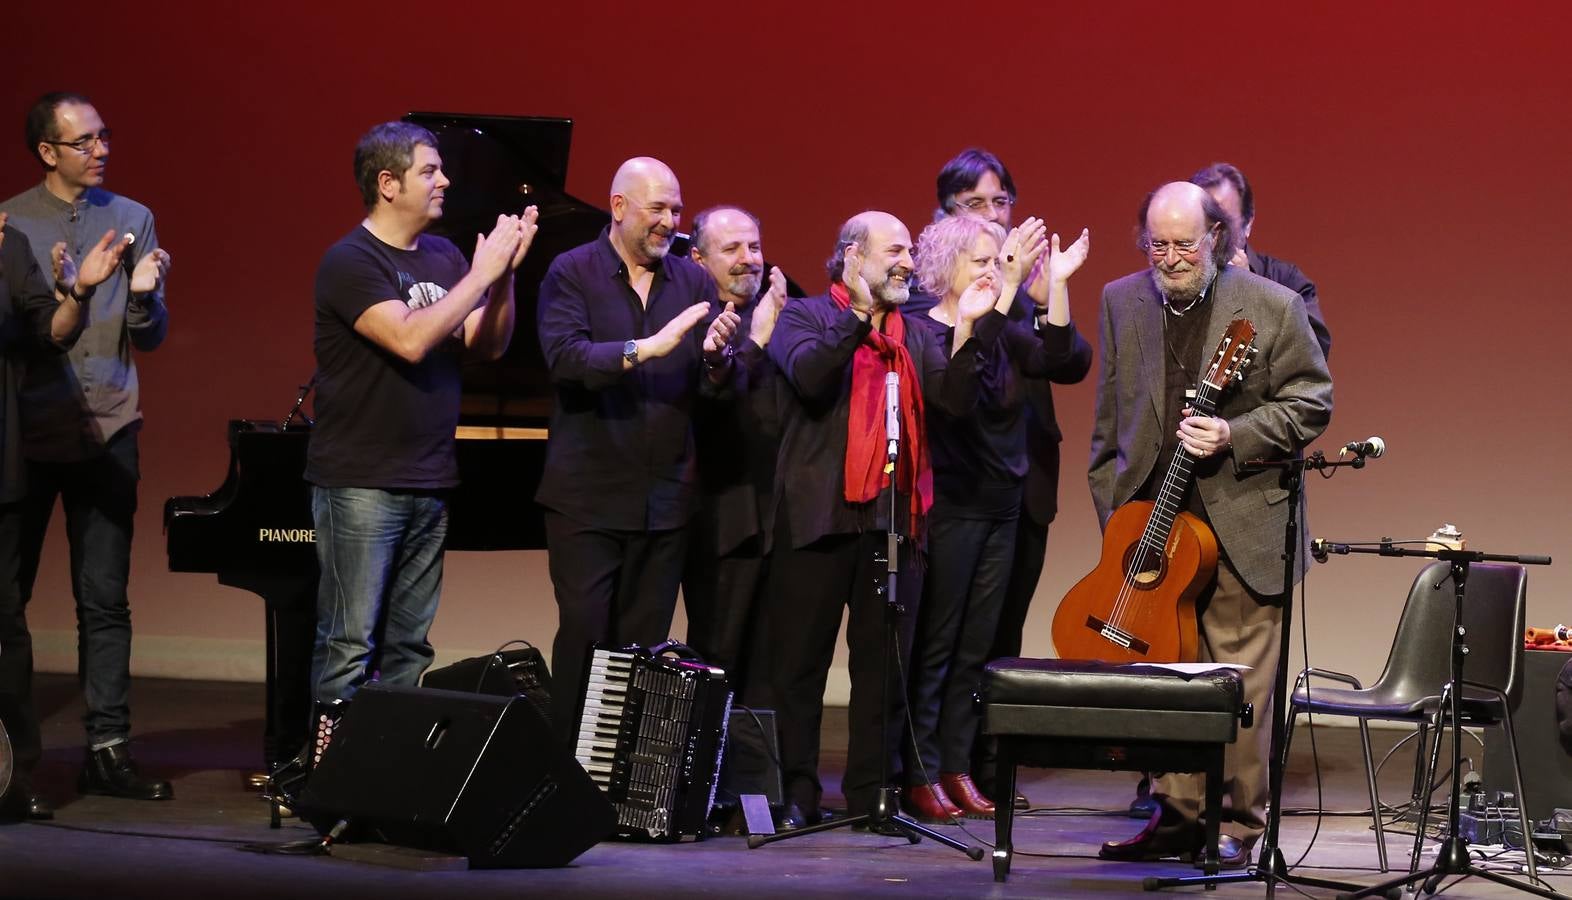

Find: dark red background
[5,2,1567,688]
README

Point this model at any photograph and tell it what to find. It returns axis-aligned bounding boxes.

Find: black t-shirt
[305,225,469,490]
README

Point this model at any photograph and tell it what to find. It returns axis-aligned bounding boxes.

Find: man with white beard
[1089,182,1331,868]
[762,210,995,830]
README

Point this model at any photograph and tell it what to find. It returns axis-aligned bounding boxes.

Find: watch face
[623,340,638,360]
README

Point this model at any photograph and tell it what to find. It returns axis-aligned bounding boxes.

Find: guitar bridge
[1084,615,1151,656]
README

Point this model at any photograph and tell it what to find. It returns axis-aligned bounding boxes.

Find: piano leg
[265,594,317,765]
[221,571,318,768]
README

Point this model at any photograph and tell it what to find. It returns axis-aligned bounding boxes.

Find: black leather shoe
[26,794,54,820]
[778,802,810,830]
[1012,791,1030,811]
[1193,834,1250,870]
[79,744,174,801]
[1098,809,1199,862]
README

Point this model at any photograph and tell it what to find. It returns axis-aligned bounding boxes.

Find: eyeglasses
[956,195,1013,212]
[46,128,112,154]
[1145,223,1218,259]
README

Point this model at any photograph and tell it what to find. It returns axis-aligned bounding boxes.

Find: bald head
[609,157,683,266]
[828,210,914,308]
[610,156,678,198]
[1146,181,1210,235]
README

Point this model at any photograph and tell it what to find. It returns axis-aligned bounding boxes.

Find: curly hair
[914,215,1006,299]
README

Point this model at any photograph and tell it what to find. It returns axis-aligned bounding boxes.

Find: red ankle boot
[904,782,962,823]
[939,772,996,818]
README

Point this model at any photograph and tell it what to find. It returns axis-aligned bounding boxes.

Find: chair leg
[1411,694,1450,878]
[1498,712,1540,885]
[1356,717,1388,872]
[993,740,1017,883]
[1408,720,1430,811]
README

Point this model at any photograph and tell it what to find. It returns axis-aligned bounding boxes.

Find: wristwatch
[622,339,640,366]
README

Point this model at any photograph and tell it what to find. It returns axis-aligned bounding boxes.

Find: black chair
[1280,561,1533,879]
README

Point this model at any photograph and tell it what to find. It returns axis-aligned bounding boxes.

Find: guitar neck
[1140,384,1220,548]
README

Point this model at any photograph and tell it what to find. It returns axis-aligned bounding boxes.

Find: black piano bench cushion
[982,658,1244,744]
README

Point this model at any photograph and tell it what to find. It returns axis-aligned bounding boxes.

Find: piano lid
[402,112,612,428]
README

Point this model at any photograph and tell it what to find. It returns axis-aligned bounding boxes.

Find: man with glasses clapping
[0,92,175,814]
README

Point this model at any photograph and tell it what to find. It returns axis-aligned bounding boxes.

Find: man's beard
[871,265,912,306]
[1153,252,1216,304]
[642,227,673,260]
[725,267,762,301]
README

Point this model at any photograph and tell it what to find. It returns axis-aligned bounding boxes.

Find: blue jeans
[17,427,140,747]
[310,486,448,704]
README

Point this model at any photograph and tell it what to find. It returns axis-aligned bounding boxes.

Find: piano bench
[980,658,1248,883]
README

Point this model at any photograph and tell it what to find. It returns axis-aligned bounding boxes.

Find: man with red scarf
[763,210,998,830]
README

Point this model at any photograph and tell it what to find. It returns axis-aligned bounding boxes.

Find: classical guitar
[1051,318,1257,663]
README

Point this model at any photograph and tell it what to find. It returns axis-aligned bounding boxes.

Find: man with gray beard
[763,211,995,829]
[680,206,786,702]
[1089,182,1331,868]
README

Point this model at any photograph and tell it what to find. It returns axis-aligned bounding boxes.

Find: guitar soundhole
[1121,544,1166,589]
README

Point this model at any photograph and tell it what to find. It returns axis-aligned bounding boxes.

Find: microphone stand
[1313,542,1559,900]
[281,374,317,429]
[750,368,981,860]
[1148,449,1367,896]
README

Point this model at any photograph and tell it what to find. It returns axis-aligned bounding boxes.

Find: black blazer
[767,293,990,549]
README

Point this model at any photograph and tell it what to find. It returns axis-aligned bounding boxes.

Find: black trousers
[16,428,140,747]
[973,515,1050,787]
[991,515,1049,660]
[0,500,41,797]
[681,535,770,705]
[544,510,688,746]
[905,513,1016,781]
[765,523,921,818]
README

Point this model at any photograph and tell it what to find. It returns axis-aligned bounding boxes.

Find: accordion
[574,644,732,841]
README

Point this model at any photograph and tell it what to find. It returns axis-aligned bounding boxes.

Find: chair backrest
[1457,562,1528,706]
[1370,561,1527,709]
[1372,562,1462,704]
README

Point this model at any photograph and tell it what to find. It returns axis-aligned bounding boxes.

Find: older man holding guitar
[1071,181,1332,869]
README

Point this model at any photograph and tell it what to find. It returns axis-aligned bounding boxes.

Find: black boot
[79,744,173,801]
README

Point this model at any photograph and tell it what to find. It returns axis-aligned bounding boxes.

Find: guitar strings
[1105,377,1216,639]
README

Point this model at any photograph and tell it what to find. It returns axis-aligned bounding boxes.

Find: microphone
[1341,436,1386,458]
[885,370,900,462]
[1311,538,1349,562]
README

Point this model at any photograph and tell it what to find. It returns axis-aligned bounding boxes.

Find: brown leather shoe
[903,783,961,824]
[939,772,995,819]
[1098,808,1199,862]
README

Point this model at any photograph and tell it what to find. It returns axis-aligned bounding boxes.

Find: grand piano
[164,113,613,765]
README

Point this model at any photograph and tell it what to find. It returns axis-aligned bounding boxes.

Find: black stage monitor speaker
[422,644,554,727]
[1484,649,1572,820]
[717,706,783,808]
[299,683,614,868]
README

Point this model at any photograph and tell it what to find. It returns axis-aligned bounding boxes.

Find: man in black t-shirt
[306,121,537,707]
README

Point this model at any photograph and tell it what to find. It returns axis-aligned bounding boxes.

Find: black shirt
[306,226,469,490]
[535,228,722,532]
[1140,298,1221,519]
[914,309,1022,519]
[1,225,68,502]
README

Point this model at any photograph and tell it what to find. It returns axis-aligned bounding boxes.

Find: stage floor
[2,674,1567,899]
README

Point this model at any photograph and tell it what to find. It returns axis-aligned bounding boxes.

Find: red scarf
[831,284,932,536]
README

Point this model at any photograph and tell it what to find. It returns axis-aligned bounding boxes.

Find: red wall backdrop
[4,2,1568,688]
